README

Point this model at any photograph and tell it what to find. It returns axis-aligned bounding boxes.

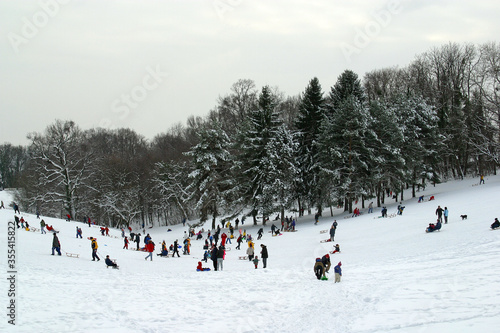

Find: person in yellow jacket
[90,237,100,261]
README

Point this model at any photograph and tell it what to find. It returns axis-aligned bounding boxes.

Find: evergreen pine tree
[295,77,325,215]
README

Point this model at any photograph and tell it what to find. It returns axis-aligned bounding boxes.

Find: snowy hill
[1,176,500,333]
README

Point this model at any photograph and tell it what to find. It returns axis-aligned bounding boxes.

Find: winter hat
[338,262,342,266]
[325,254,329,258]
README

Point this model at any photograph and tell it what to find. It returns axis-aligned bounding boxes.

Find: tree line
[1,42,498,229]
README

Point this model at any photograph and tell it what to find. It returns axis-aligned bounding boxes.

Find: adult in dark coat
[435,206,444,223]
[52,233,61,255]
[260,244,268,268]
[211,245,218,271]
[135,233,141,250]
[330,221,337,242]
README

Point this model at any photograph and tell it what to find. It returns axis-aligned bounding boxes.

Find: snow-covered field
[1,175,500,333]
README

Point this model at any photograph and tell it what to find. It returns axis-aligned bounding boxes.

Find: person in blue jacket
[334,262,342,283]
[444,207,449,224]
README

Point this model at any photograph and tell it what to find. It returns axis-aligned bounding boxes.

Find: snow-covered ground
[1,175,500,333]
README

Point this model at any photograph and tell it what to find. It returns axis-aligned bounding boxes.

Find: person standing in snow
[145,240,155,261]
[211,245,218,271]
[368,202,373,214]
[435,206,444,223]
[444,207,449,224]
[314,212,320,225]
[215,230,221,245]
[480,174,485,185]
[123,236,129,249]
[253,256,259,269]
[217,245,225,271]
[40,219,46,234]
[13,202,20,214]
[260,244,268,268]
[334,262,342,283]
[381,207,388,218]
[330,222,337,242]
[247,243,255,262]
[135,233,141,250]
[173,239,180,257]
[76,227,83,238]
[90,237,100,261]
[52,233,61,256]
[0,200,4,209]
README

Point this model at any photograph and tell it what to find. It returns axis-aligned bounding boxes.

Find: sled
[65,252,79,258]
[196,268,211,271]
[388,213,397,218]
[30,227,40,232]
[320,230,328,234]
[329,251,340,254]
[238,256,248,260]
[343,216,352,219]
[320,276,328,281]
[283,229,297,232]
[320,239,332,243]
[271,233,282,237]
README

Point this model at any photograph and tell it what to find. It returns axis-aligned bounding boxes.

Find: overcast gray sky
[1,0,499,146]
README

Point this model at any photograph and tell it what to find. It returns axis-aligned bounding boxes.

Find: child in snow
[253,256,259,269]
[332,244,341,254]
[334,262,342,283]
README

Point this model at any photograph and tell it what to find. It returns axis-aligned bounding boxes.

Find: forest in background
[1,42,499,229]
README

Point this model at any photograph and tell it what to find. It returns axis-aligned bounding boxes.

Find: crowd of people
[5,190,499,282]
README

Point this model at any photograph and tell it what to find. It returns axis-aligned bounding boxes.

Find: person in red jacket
[145,240,155,261]
[221,232,227,246]
[123,236,129,249]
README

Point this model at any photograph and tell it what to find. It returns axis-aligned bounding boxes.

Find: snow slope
[1,175,500,333]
